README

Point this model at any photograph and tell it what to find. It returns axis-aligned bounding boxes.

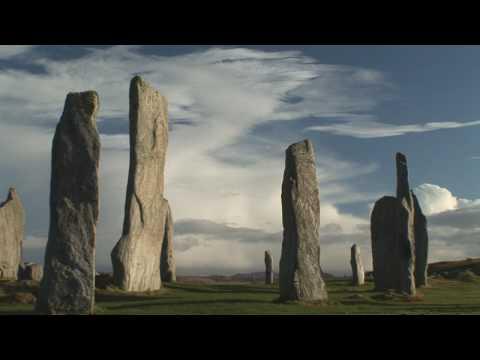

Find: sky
[0,45,479,276]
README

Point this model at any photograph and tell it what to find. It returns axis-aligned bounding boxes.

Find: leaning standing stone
[111,76,170,292]
[36,91,100,314]
[160,201,176,283]
[264,250,274,285]
[0,188,24,280]
[279,139,328,302]
[350,244,365,286]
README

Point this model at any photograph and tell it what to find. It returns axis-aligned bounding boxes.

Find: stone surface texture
[0,188,24,280]
[111,76,171,292]
[160,201,176,283]
[36,91,100,314]
[279,139,328,302]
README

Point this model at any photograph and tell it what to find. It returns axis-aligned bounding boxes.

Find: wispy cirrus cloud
[306,119,480,139]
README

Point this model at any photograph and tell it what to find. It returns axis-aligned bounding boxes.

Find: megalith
[36,91,100,314]
[350,244,365,286]
[264,250,273,285]
[395,153,416,296]
[18,262,43,282]
[0,188,24,280]
[412,192,428,287]
[279,139,328,302]
[111,76,172,292]
[160,201,176,283]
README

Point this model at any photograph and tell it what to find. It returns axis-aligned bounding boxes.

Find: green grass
[2,277,480,314]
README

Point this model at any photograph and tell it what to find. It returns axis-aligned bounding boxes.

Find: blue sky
[0,45,479,276]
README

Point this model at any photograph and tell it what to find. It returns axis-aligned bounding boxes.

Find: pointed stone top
[1,187,20,208]
[287,139,313,152]
[396,152,410,201]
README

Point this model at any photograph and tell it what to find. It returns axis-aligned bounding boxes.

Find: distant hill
[428,258,480,276]
[177,270,336,284]
[364,258,480,280]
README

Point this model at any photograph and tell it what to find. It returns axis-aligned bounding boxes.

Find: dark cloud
[175,219,281,244]
[428,206,480,229]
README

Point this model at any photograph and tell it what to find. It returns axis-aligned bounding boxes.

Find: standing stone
[18,262,43,282]
[0,188,24,280]
[395,153,416,296]
[350,244,365,286]
[264,250,273,285]
[160,201,176,283]
[279,139,328,302]
[371,196,402,291]
[412,192,428,287]
[36,91,100,314]
[111,76,170,292]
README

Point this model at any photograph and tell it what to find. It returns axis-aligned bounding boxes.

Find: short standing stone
[350,244,365,286]
[111,76,170,292]
[279,139,328,302]
[412,192,428,287]
[0,188,24,280]
[36,91,100,314]
[18,262,43,282]
[160,201,176,283]
[264,250,274,285]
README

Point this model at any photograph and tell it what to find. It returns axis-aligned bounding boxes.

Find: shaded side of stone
[18,262,43,282]
[264,250,273,285]
[412,191,428,287]
[0,188,24,280]
[36,91,100,315]
[396,152,416,296]
[279,139,327,302]
[371,196,402,291]
[161,201,176,283]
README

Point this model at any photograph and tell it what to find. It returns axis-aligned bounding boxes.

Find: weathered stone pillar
[111,76,171,292]
[264,250,274,285]
[395,153,416,296]
[412,192,428,287]
[0,188,24,280]
[350,244,365,286]
[161,201,176,283]
[279,139,328,302]
[37,91,100,314]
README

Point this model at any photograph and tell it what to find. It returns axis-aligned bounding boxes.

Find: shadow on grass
[170,284,279,295]
[103,298,274,311]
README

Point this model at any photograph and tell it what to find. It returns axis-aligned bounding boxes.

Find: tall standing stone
[111,76,171,292]
[264,250,273,285]
[160,201,176,283]
[0,188,24,280]
[412,192,428,287]
[36,91,100,314]
[395,153,416,296]
[279,139,328,302]
[350,244,365,286]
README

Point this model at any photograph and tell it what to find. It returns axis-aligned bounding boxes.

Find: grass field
[2,276,480,315]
